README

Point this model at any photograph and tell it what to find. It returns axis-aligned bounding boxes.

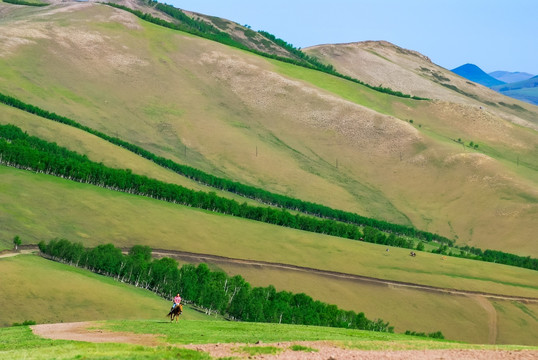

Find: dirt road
[149,248,538,303]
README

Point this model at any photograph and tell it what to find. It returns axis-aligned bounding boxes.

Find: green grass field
[1,166,537,299]
[0,103,264,207]
[2,166,537,298]
[1,319,536,360]
[0,325,210,360]
[212,262,538,345]
[0,255,209,327]
[1,2,537,349]
[2,162,538,344]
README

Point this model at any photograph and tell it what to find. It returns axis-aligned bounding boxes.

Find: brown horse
[167,304,182,322]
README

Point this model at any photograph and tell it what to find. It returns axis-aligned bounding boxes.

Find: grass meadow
[0,325,210,360]
[0,255,212,327]
[1,166,538,300]
[0,103,262,207]
[212,262,538,345]
[0,3,536,349]
[1,319,536,360]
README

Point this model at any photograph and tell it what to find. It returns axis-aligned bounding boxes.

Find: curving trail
[0,248,36,259]
[472,296,498,344]
[148,248,538,304]
[31,322,159,346]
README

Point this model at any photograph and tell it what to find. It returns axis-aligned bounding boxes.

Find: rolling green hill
[0,254,211,326]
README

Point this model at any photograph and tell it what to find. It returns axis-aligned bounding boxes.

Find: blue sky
[168,0,537,75]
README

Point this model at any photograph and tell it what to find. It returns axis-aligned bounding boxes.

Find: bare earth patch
[31,321,160,346]
[30,322,537,359]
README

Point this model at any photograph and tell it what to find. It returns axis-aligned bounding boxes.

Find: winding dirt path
[31,322,159,346]
[0,248,37,258]
[6,246,537,303]
[148,248,538,303]
[473,296,498,344]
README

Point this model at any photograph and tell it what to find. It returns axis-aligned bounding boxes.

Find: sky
[168,0,538,75]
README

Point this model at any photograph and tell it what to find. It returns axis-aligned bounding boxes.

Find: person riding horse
[171,293,182,312]
[167,293,183,322]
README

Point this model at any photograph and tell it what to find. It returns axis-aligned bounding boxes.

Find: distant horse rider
[171,293,182,313]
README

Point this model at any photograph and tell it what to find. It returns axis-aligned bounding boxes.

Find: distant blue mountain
[491,75,538,106]
[451,63,506,87]
[489,71,535,83]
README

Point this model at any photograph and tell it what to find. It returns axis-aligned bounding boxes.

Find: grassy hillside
[2,166,538,298]
[0,103,264,207]
[0,255,209,327]
[1,0,537,347]
[304,41,538,121]
[0,2,536,255]
[212,261,538,345]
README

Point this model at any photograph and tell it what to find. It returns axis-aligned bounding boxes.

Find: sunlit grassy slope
[212,262,538,345]
[0,103,264,207]
[0,255,210,327]
[2,166,538,299]
[0,2,536,255]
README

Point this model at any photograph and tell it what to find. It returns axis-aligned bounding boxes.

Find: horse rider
[171,293,182,312]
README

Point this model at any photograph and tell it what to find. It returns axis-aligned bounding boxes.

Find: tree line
[0,123,366,241]
[103,2,428,101]
[38,239,395,332]
[0,92,450,245]
[2,0,48,7]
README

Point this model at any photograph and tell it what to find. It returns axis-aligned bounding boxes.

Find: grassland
[2,166,537,299]
[211,262,538,345]
[0,254,212,327]
[0,1,537,348]
[1,320,536,360]
[0,325,209,360]
[0,102,264,207]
